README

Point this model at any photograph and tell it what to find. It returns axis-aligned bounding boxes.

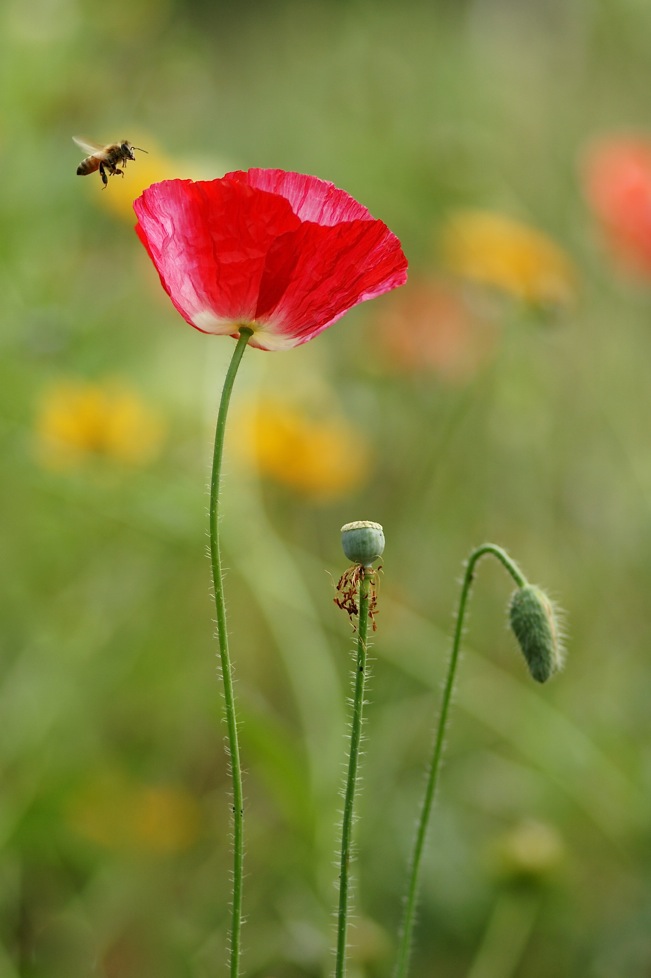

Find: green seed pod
[508,585,564,683]
[340,520,385,567]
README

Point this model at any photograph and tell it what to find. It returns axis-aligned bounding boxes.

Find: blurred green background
[3,0,651,975]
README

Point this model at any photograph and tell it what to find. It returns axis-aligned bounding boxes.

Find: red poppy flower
[134,169,408,351]
[582,136,651,277]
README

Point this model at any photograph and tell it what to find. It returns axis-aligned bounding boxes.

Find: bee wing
[72,136,105,155]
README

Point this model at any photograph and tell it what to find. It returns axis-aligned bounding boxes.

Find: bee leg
[99,162,108,188]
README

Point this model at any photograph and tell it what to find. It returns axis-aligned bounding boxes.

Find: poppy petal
[229,168,376,225]
[254,218,408,347]
[135,178,301,330]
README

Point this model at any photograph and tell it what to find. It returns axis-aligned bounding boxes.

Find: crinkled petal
[134,178,301,332]
[228,168,375,225]
[253,218,408,347]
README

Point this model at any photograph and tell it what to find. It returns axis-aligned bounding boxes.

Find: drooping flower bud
[508,585,564,683]
[340,520,385,567]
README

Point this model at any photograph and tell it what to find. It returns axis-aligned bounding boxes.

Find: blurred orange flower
[233,400,371,501]
[67,772,201,855]
[35,378,165,470]
[582,135,651,278]
[371,277,499,382]
[440,210,575,308]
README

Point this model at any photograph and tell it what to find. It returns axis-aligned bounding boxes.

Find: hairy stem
[209,327,253,978]
[335,570,372,978]
[394,544,527,978]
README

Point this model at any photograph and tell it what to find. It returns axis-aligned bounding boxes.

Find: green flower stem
[209,326,253,978]
[394,544,528,978]
[335,570,372,978]
[465,889,540,978]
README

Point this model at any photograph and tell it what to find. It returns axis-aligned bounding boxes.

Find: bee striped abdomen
[77,157,100,176]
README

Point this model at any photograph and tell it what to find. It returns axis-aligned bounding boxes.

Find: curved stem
[209,327,253,978]
[335,570,372,978]
[393,544,527,978]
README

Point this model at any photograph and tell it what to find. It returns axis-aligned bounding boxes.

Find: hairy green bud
[340,520,385,567]
[509,585,564,683]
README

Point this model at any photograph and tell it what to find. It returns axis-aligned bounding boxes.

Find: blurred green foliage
[3,0,651,976]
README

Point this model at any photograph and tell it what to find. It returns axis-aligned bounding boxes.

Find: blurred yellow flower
[67,772,201,855]
[35,378,165,470]
[490,819,565,885]
[233,400,371,501]
[440,210,576,308]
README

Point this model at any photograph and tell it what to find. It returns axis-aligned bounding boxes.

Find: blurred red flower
[582,136,651,277]
[134,169,408,350]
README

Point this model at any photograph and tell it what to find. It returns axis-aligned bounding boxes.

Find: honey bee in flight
[73,137,148,188]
